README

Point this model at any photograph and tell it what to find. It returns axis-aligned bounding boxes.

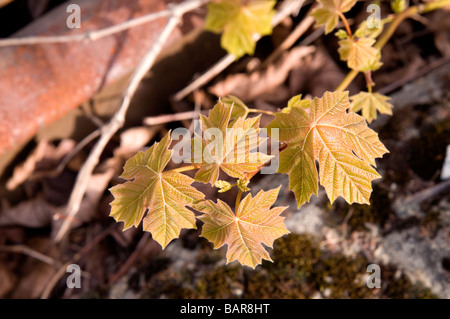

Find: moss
[333,184,392,232]
[138,234,438,299]
[381,265,438,299]
[246,234,372,299]
[314,254,372,298]
[191,265,243,298]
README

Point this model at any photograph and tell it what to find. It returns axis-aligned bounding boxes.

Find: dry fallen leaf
[209,46,316,102]
[288,46,349,97]
[6,139,76,190]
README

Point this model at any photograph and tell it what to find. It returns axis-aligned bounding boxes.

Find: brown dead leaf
[6,139,76,190]
[114,126,160,159]
[0,266,17,298]
[0,196,56,228]
[209,46,316,102]
[429,10,450,57]
[51,161,116,239]
[10,237,59,299]
[288,45,349,97]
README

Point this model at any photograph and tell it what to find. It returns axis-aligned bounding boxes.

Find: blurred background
[0,0,449,299]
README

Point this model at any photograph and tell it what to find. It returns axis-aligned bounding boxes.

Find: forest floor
[0,1,449,299]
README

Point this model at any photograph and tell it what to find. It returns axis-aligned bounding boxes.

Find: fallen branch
[0,1,201,47]
[0,244,56,266]
[173,0,306,101]
[54,0,209,243]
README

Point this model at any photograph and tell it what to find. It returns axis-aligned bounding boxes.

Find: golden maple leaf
[205,0,276,58]
[194,101,273,185]
[311,0,358,34]
[109,133,204,248]
[267,91,389,207]
[350,91,394,123]
[195,187,289,268]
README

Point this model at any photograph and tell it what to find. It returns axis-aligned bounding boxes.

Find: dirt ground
[0,1,449,299]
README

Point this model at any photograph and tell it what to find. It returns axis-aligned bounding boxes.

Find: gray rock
[374,227,450,298]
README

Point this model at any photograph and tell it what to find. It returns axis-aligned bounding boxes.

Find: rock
[374,227,450,298]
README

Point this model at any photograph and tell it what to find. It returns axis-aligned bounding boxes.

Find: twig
[335,0,450,92]
[173,54,236,102]
[54,128,101,175]
[173,0,306,101]
[0,1,203,47]
[41,225,113,299]
[143,110,208,126]
[54,0,209,243]
[261,15,315,69]
[109,232,152,284]
[378,56,450,95]
[0,244,56,266]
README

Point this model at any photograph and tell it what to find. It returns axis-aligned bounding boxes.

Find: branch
[173,0,306,101]
[0,0,206,47]
[335,0,450,92]
[54,0,209,243]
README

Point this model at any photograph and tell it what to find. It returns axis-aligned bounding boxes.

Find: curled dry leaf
[6,139,76,190]
[209,46,316,102]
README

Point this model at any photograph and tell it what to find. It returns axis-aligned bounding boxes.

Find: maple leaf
[267,91,389,207]
[222,95,250,124]
[109,133,204,248]
[205,0,276,58]
[350,92,394,123]
[311,0,358,34]
[194,187,289,268]
[338,36,382,72]
[194,101,273,185]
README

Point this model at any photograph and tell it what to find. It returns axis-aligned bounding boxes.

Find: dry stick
[0,244,56,266]
[378,56,450,95]
[261,15,315,69]
[143,110,208,126]
[0,3,186,47]
[109,232,151,284]
[173,0,306,102]
[54,0,208,243]
[54,128,101,175]
[41,225,114,299]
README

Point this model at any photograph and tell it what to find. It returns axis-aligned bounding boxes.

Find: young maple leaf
[338,36,382,72]
[194,187,289,268]
[311,0,358,34]
[350,92,394,123]
[267,91,389,207]
[109,133,204,249]
[205,0,276,58]
[194,101,273,185]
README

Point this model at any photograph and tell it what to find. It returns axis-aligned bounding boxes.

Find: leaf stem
[169,165,198,173]
[248,108,276,116]
[335,0,450,92]
[364,71,374,92]
[337,11,353,38]
[235,190,243,213]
